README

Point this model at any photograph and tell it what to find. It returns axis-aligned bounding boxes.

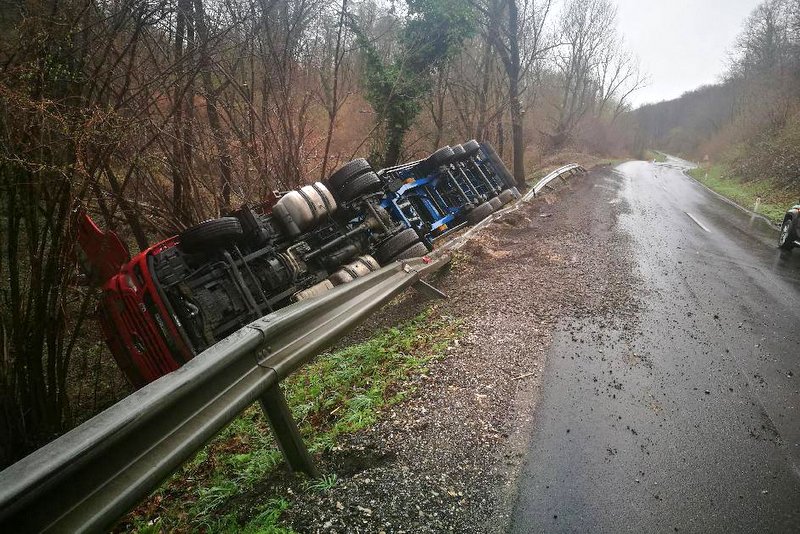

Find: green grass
[304,473,338,493]
[644,150,667,163]
[121,308,461,532]
[596,158,627,167]
[687,164,797,224]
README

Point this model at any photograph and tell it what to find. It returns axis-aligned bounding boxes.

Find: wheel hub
[780,222,790,244]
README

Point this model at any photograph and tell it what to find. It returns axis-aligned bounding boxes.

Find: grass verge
[119,307,461,533]
[644,150,667,163]
[687,164,798,224]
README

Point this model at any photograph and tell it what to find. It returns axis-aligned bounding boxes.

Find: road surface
[510,158,800,532]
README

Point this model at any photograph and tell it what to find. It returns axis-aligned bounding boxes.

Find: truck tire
[450,144,468,163]
[336,171,383,203]
[779,217,796,251]
[413,146,452,176]
[375,228,421,265]
[429,146,455,168]
[395,242,429,260]
[328,158,372,190]
[498,189,516,205]
[468,202,494,224]
[178,217,243,253]
[462,139,481,156]
[489,196,503,210]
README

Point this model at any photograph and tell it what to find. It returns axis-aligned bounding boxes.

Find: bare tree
[318,0,351,180]
[482,0,554,188]
[194,0,236,211]
[595,41,648,121]
[171,0,195,225]
[550,0,616,148]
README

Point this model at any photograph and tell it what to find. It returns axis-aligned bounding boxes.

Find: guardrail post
[259,385,320,478]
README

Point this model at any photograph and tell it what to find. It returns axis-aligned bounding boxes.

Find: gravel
[278,168,639,533]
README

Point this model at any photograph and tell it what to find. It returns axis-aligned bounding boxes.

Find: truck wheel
[779,217,796,251]
[336,171,383,203]
[498,189,516,205]
[462,139,481,156]
[395,242,429,260]
[489,196,503,211]
[450,144,468,163]
[467,201,494,224]
[179,217,243,253]
[375,228,421,265]
[428,146,455,168]
[328,158,372,190]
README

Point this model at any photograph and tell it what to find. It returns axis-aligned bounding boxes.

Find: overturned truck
[78,141,519,388]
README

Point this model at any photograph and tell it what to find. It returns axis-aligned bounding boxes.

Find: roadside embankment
[687,163,799,224]
[644,150,667,163]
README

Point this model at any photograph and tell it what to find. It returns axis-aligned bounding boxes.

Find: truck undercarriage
[77,141,518,387]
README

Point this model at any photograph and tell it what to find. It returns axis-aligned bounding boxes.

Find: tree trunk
[104,165,149,251]
[475,37,494,140]
[384,123,404,167]
[172,0,188,223]
[194,0,234,212]
[432,67,447,149]
[171,0,195,225]
[497,118,505,158]
[507,0,525,189]
[320,0,348,181]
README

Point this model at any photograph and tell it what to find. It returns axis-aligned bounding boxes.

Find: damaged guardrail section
[0,255,449,533]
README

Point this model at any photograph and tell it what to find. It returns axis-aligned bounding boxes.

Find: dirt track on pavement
[280,166,637,533]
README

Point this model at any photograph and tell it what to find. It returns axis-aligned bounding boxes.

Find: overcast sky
[614,0,763,107]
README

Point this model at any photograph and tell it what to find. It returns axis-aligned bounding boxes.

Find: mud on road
[276,167,637,533]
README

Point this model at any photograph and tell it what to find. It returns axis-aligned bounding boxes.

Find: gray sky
[614,0,763,107]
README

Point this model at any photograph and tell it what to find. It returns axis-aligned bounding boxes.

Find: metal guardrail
[0,255,449,533]
[528,164,586,199]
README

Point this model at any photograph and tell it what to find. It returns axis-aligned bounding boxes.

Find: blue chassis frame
[376,149,508,246]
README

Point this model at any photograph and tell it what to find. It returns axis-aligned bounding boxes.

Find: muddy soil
[275,167,637,533]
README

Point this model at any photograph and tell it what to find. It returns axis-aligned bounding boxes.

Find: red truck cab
[77,211,192,387]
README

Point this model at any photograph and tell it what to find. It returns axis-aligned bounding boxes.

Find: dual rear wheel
[467,185,521,225]
[374,228,430,265]
[327,158,383,203]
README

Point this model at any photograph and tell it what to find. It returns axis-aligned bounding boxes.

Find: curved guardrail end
[532,163,585,196]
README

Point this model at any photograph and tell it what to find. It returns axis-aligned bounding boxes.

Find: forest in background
[0,0,644,467]
[634,0,800,201]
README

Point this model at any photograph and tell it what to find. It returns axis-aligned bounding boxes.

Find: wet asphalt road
[510,159,800,533]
